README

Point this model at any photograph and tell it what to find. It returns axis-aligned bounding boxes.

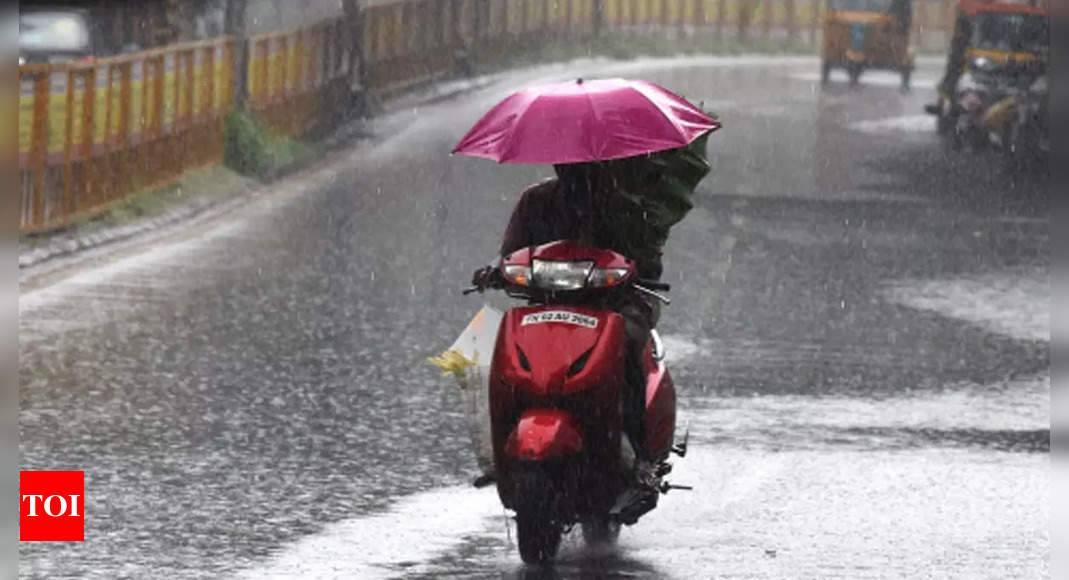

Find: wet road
[19,56,1049,579]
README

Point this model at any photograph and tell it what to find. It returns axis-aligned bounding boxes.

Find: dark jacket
[499,178,666,280]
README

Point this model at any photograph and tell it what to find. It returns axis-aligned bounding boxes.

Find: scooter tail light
[531,260,593,291]
[587,268,631,288]
[503,264,531,286]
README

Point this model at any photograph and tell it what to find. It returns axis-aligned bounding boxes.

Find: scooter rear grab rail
[462,278,670,304]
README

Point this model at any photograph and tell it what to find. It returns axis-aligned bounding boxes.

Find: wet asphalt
[18,56,1048,579]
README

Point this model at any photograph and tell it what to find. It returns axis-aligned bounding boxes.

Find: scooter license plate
[521,310,599,329]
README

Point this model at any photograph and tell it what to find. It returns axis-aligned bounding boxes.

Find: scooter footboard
[505,409,584,461]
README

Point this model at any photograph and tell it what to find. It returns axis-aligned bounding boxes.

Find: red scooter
[466,240,688,564]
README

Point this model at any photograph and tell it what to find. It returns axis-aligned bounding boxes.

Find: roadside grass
[224,110,317,181]
[18,165,257,251]
[21,111,313,249]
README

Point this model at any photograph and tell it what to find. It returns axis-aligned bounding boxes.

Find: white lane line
[883,269,1049,342]
[232,486,502,579]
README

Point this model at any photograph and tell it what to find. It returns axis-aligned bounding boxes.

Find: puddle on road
[882,269,1049,343]
[682,375,1048,453]
[250,445,1046,580]
[849,114,937,135]
[789,70,939,89]
[232,485,502,579]
[230,364,1048,579]
[229,266,1049,578]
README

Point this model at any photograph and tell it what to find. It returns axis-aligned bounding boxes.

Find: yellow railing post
[101,65,115,206]
[82,66,96,215]
[118,61,132,201]
[63,70,75,221]
[30,71,50,228]
[811,0,820,47]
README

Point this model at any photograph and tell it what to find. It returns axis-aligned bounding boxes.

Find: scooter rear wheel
[516,513,563,564]
[513,470,563,564]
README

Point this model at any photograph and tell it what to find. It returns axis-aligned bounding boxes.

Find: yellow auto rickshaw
[821,0,915,88]
[925,0,1049,141]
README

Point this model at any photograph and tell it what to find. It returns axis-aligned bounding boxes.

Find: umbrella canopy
[452,78,720,164]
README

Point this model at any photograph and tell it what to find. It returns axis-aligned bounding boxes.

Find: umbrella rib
[583,86,603,160]
[631,83,691,143]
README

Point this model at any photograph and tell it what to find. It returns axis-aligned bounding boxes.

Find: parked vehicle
[467,240,688,564]
[19,7,93,65]
[821,0,914,88]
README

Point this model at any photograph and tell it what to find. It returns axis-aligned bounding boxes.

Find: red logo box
[20,471,84,541]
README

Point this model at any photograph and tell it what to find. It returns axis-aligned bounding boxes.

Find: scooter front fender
[505,409,584,461]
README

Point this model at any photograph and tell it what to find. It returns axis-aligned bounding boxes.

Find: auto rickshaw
[821,0,915,88]
[925,0,1049,144]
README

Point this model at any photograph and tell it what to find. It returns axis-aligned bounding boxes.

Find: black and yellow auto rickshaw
[821,0,915,88]
[926,0,1049,144]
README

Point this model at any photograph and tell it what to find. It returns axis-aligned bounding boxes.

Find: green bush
[223,110,314,180]
[224,110,275,178]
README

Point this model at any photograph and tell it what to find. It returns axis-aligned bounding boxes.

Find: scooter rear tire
[513,470,563,564]
[516,514,563,564]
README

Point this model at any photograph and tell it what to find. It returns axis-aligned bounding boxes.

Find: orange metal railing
[17,19,354,233]
[247,19,353,135]
[18,1,961,233]
[18,38,236,232]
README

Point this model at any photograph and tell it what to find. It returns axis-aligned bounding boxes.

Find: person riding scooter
[451,78,718,562]
[473,155,685,482]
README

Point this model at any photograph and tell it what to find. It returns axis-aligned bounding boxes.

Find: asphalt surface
[19,56,1049,579]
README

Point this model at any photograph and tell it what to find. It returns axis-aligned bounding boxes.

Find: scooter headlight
[531,260,593,291]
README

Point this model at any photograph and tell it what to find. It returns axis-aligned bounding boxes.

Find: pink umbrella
[452,78,720,164]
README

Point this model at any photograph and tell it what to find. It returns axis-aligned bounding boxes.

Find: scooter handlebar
[638,279,671,292]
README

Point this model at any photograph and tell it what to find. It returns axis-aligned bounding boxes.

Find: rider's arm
[499,190,536,257]
[499,179,560,257]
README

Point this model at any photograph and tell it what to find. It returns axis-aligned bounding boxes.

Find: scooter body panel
[490,305,626,511]
[505,408,584,461]
[643,342,677,461]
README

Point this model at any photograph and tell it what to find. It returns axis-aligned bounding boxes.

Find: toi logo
[20,471,84,542]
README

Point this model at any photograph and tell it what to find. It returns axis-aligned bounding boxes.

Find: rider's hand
[471,265,499,290]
